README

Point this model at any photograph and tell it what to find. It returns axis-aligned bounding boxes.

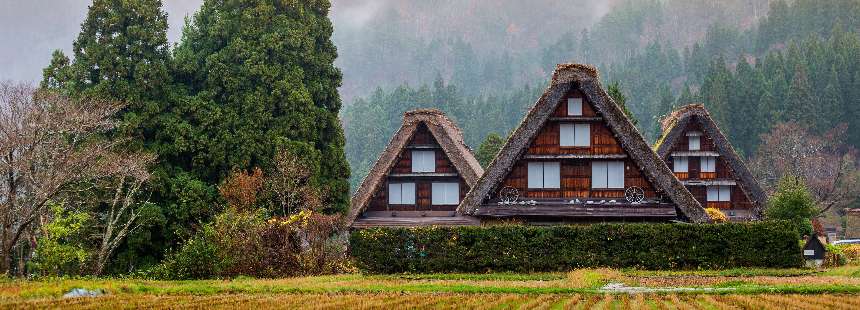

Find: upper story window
[687,132,702,150]
[567,98,583,116]
[389,182,416,204]
[673,156,689,173]
[560,123,590,147]
[592,161,624,189]
[701,157,716,173]
[411,150,435,172]
[528,162,561,189]
[707,185,730,202]
[431,182,460,205]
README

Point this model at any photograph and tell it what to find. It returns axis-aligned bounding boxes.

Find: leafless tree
[0,81,124,275]
[92,152,156,276]
[751,122,860,217]
[267,149,322,215]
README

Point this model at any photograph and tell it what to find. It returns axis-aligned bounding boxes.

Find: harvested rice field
[6,293,860,309]
[5,267,860,309]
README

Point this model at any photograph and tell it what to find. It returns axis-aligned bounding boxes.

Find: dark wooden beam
[351,216,480,228]
[474,205,677,218]
[405,144,441,149]
[549,116,604,122]
[522,154,627,159]
[388,172,460,178]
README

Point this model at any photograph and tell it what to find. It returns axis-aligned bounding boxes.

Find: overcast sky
[0,0,205,83]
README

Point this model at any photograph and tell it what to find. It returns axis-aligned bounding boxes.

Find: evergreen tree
[476,133,505,168]
[730,58,764,154]
[607,81,637,126]
[699,57,733,127]
[765,175,818,236]
[63,0,171,126]
[173,0,350,212]
[785,65,815,125]
[40,50,72,90]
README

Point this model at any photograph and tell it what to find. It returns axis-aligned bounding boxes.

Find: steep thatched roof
[458,64,709,223]
[347,109,483,225]
[655,104,769,217]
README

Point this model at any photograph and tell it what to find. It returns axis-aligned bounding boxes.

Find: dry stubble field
[5,267,860,309]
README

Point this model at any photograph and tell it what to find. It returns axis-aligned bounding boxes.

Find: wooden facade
[365,124,469,214]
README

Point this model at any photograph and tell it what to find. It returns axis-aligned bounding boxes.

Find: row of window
[389,181,733,204]
[673,156,716,173]
[528,161,625,189]
[388,182,460,205]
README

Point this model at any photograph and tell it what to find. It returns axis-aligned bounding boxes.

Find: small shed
[802,235,827,267]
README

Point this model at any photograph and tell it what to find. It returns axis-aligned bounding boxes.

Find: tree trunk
[1,243,12,275]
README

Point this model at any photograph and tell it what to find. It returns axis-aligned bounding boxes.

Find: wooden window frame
[431,182,460,205]
[567,97,583,116]
[388,182,416,205]
[559,123,590,148]
[592,161,625,189]
[411,150,436,173]
[527,162,561,189]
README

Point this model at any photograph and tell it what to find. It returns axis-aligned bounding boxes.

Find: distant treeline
[342,0,860,189]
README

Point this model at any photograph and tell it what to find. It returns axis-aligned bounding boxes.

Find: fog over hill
[1,0,614,99]
[1,0,771,102]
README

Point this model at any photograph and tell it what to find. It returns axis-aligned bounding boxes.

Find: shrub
[705,208,728,223]
[350,221,803,273]
[824,244,846,267]
[151,208,350,279]
[28,205,91,277]
[765,175,817,236]
[842,245,860,265]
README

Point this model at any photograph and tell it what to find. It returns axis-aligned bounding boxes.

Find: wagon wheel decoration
[499,186,520,204]
[625,186,645,203]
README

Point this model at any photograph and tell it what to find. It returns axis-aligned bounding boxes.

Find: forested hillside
[342,0,860,191]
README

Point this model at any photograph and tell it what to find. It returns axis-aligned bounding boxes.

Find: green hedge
[349,222,803,273]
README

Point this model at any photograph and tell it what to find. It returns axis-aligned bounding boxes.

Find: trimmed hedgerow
[349,221,803,273]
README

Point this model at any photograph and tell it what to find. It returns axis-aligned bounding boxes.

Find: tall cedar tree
[173,0,350,213]
[47,0,172,138]
[40,0,172,273]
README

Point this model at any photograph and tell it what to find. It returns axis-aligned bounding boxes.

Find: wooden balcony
[706,202,732,209]
[475,200,677,218]
[699,172,716,179]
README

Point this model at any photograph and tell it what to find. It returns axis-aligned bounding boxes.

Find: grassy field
[5,267,860,309]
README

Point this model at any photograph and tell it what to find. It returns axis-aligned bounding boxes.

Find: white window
[559,123,590,147]
[527,162,561,189]
[689,136,701,151]
[673,156,689,173]
[411,150,435,173]
[592,161,624,189]
[567,97,583,116]
[701,157,716,173]
[388,182,416,204]
[707,185,731,202]
[432,182,459,205]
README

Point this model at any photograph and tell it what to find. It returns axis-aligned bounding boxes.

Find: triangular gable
[655,104,768,216]
[348,109,483,225]
[458,64,708,223]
